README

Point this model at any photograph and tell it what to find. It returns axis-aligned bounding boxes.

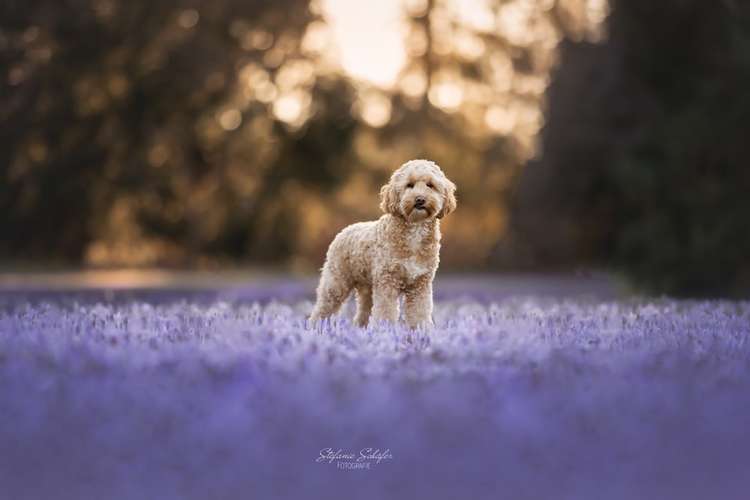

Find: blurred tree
[351,0,604,268]
[0,0,613,270]
[514,0,750,295]
[0,0,356,265]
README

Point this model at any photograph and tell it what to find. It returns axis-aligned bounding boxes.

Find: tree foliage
[515,0,750,295]
[359,0,601,267]
[0,0,356,264]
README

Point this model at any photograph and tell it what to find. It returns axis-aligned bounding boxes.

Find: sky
[320,0,609,88]
[321,0,406,88]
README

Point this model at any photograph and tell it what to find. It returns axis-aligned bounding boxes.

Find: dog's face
[380,159,457,222]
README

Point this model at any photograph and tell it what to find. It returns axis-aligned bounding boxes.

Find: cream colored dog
[310,159,456,329]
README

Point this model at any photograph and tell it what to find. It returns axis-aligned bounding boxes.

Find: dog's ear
[379,180,400,215]
[437,179,457,219]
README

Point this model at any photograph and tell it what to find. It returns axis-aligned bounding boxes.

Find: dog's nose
[415,197,426,207]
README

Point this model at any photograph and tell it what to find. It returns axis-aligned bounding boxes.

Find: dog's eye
[406,182,414,189]
[427,182,434,189]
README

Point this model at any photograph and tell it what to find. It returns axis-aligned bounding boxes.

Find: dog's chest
[404,224,430,252]
[394,225,434,282]
[397,256,431,282]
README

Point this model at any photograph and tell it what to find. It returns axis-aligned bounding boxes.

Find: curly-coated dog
[310,159,457,329]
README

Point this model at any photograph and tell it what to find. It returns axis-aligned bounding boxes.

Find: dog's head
[380,159,457,223]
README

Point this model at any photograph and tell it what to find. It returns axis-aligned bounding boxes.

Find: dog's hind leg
[309,268,352,323]
[353,285,373,327]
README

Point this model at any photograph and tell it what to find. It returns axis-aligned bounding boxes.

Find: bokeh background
[2,0,748,297]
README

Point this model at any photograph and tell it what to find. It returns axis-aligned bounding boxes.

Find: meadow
[1,276,749,500]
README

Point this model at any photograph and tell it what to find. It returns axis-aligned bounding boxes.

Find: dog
[309,159,457,329]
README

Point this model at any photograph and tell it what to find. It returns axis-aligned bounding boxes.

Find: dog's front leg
[371,282,400,324]
[404,278,434,329]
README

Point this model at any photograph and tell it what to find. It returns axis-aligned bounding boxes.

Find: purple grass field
[1,275,749,500]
